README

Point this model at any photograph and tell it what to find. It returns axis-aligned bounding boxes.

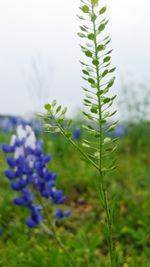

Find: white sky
[0,0,150,116]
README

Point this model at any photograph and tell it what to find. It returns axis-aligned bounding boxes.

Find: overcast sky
[0,0,150,116]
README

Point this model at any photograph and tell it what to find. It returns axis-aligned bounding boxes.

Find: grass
[0,122,150,267]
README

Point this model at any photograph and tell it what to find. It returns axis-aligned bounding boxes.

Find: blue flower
[5,170,16,180]
[7,157,16,168]
[26,206,42,228]
[13,190,34,207]
[73,128,81,140]
[2,144,14,153]
[51,190,65,204]
[55,208,70,221]
[10,179,27,191]
[3,125,69,228]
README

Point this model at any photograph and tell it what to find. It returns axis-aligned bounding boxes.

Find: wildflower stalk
[2,125,74,265]
[43,0,118,265]
[91,2,116,266]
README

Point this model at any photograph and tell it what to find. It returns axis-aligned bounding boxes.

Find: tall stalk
[42,0,118,266]
[91,2,116,266]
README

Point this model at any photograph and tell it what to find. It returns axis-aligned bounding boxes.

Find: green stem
[38,196,74,267]
[49,222,74,267]
[91,3,116,267]
[101,184,115,267]
[49,110,100,171]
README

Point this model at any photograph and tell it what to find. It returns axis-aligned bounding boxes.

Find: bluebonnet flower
[2,144,15,153]
[73,128,81,140]
[55,208,70,221]
[26,205,43,228]
[2,125,70,228]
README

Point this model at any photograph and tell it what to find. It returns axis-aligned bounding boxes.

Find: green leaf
[52,100,56,107]
[77,15,86,20]
[91,13,97,22]
[105,38,111,45]
[106,49,113,55]
[86,42,93,48]
[83,87,93,94]
[87,124,95,130]
[88,78,95,84]
[44,117,51,123]
[56,105,61,113]
[80,5,89,13]
[110,110,117,116]
[37,113,45,118]
[57,118,64,124]
[98,23,105,32]
[88,33,95,40]
[91,104,98,114]
[97,44,105,51]
[91,0,98,6]
[96,90,104,96]
[92,59,99,66]
[100,119,106,124]
[82,111,93,120]
[107,77,115,88]
[102,69,108,77]
[111,95,117,101]
[80,26,87,32]
[44,124,52,131]
[103,97,111,104]
[54,127,61,133]
[61,107,67,115]
[80,61,88,66]
[65,132,72,138]
[99,6,107,15]
[86,94,94,99]
[85,50,93,58]
[109,67,116,73]
[84,98,92,104]
[104,63,111,68]
[82,142,90,148]
[86,67,94,72]
[103,56,111,63]
[44,104,51,111]
[82,69,90,75]
[78,32,86,38]
[94,151,100,159]
[107,124,116,133]
[104,137,111,144]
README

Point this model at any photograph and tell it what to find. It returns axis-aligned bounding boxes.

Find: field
[0,122,150,267]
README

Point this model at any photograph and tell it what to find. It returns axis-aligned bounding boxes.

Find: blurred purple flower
[2,125,70,228]
[73,128,81,140]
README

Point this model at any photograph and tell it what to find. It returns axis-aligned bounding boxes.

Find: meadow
[0,121,150,267]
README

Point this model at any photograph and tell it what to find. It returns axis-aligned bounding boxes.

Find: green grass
[0,124,150,267]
